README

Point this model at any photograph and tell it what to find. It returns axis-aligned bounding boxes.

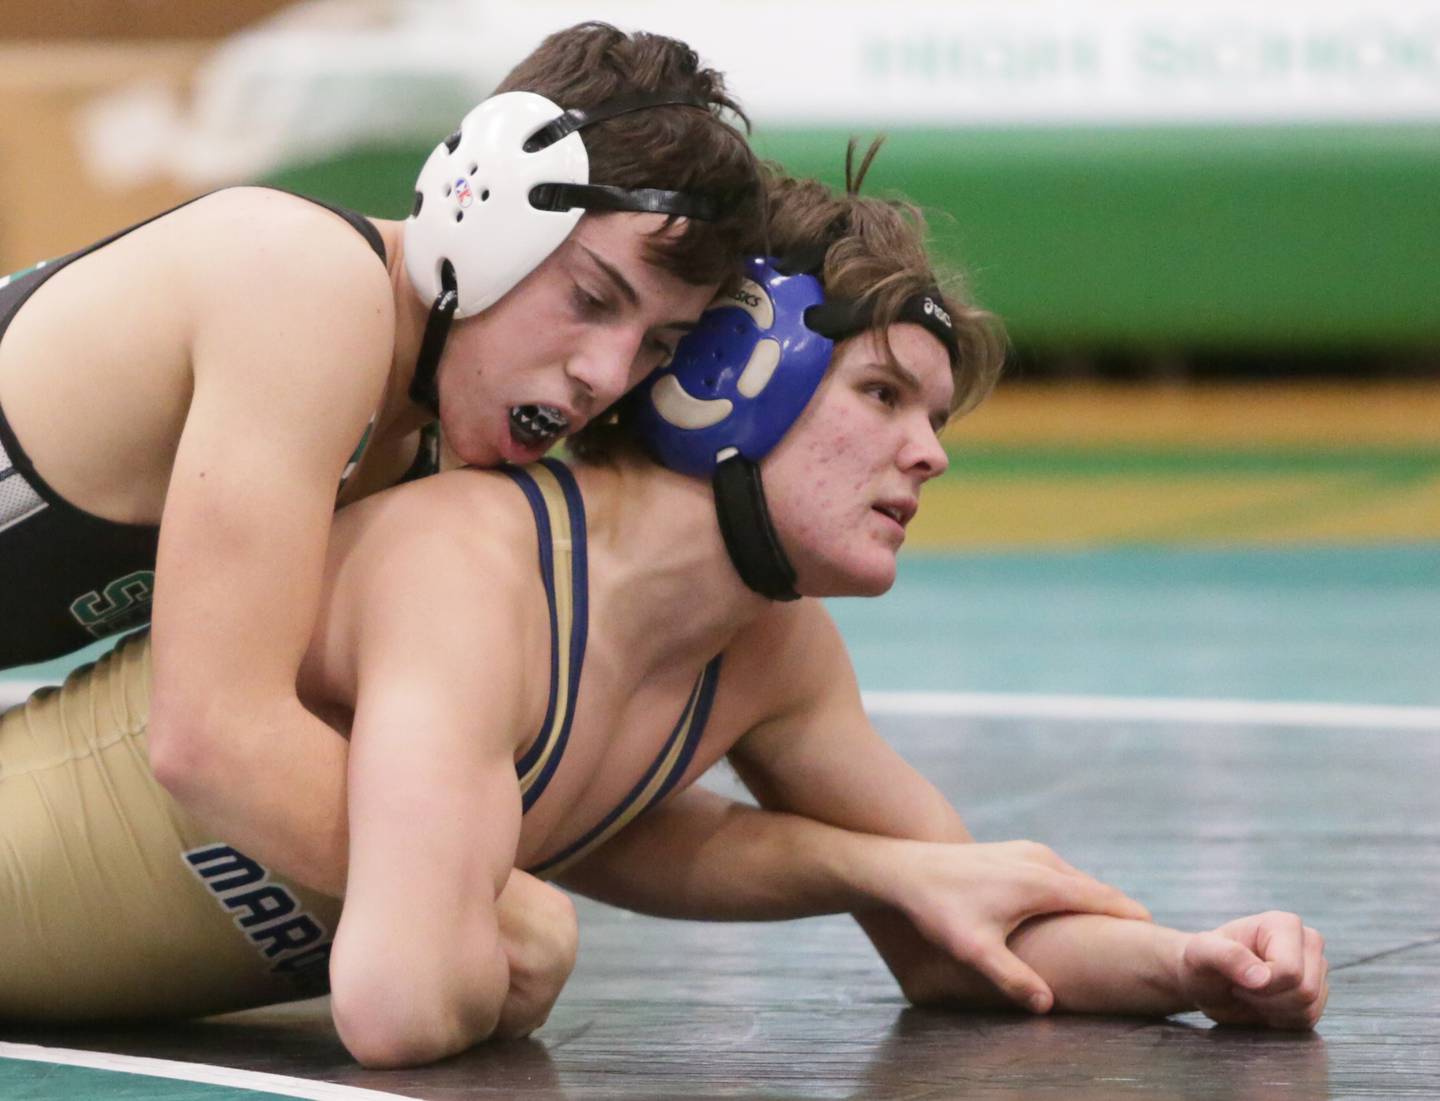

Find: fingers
[1233,924,1329,1030]
[1043,870,1153,923]
[962,936,1055,1015]
[1250,911,1307,994]
[1185,931,1272,992]
[924,916,1055,1013]
[991,842,1152,923]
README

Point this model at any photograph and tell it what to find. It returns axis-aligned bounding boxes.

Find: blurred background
[3,0,1438,706]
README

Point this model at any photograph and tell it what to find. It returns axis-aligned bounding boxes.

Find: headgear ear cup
[405,92,589,319]
[629,257,835,602]
[632,257,834,477]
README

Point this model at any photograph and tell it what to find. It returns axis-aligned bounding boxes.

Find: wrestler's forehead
[835,324,955,410]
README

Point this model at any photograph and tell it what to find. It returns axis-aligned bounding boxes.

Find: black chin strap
[409,263,459,417]
[712,453,799,602]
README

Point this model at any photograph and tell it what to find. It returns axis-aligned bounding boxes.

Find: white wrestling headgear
[405,92,585,319]
[402,89,724,413]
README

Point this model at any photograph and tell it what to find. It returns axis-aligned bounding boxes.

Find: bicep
[150,235,389,707]
[151,389,349,704]
[344,683,522,927]
[340,544,530,949]
[728,604,970,844]
[331,663,523,1055]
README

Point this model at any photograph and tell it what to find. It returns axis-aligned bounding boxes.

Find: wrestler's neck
[374,220,433,442]
[572,456,776,675]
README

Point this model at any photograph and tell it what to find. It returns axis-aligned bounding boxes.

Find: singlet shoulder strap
[526,654,724,880]
[260,187,387,264]
[497,458,589,812]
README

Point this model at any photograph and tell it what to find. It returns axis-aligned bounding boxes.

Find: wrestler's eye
[571,284,609,318]
[864,381,899,409]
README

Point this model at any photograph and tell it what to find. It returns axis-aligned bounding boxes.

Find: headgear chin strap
[409,263,458,414]
[404,88,724,416]
[712,451,799,600]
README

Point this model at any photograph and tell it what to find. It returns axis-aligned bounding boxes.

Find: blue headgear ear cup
[630,257,835,601]
[632,257,834,478]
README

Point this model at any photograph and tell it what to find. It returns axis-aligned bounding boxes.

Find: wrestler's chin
[843,563,898,599]
[440,409,507,469]
[794,551,898,600]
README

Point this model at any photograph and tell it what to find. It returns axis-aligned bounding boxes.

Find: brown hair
[766,138,1005,417]
[568,140,1006,464]
[495,22,766,286]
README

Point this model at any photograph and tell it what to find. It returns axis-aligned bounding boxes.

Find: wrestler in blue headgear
[631,253,961,601]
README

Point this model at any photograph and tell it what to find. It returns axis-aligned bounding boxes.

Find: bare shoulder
[169,187,391,314]
[326,467,544,641]
[162,189,397,436]
[718,599,859,728]
[172,187,386,271]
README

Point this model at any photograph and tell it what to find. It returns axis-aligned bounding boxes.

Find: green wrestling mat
[831,544,1440,707]
[0,1043,411,1100]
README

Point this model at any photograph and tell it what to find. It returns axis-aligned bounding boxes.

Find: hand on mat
[491,869,579,1039]
[1178,911,1329,1030]
[879,839,1151,1013]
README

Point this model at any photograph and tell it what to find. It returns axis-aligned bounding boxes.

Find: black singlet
[0,190,389,669]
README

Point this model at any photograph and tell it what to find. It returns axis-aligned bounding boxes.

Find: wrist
[1147,925,1197,1012]
[815,831,911,914]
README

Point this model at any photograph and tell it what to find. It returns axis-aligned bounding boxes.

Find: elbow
[329,951,506,1069]
[146,696,218,801]
[147,687,287,803]
[332,1002,467,1070]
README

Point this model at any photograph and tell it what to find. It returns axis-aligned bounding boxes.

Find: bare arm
[324,501,537,1067]
[562,602,1147,1010]
[721,606,1335,1024]
[146,194,392,895]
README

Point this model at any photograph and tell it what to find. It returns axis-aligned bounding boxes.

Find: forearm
[151,695,349,895]
[844,802,971,998]
[561,786,897,920]
[1002,913,1192,1016]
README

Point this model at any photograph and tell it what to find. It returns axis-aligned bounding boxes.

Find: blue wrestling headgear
[633,256,835,601]
[633,257,833,479]
[404,89,726,416]
[632,253,961,602]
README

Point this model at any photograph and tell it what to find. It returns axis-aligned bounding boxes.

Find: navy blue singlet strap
[498,460,589,812]
[526,654,723,880]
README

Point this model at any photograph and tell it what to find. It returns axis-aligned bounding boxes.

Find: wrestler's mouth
[509,404,570,449]
[873,498,917,529]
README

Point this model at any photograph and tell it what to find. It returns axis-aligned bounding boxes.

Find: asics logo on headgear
[730,288,763,309]
[922,296,953,330]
